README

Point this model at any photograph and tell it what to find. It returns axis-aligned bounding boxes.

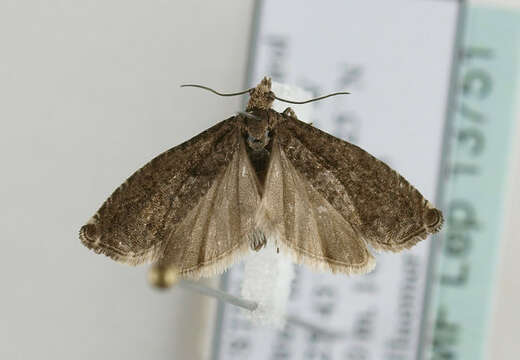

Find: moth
[80,77,443,279]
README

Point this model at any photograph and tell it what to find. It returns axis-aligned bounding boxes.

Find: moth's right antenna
[180,84,253,97]
[273,91,350,105]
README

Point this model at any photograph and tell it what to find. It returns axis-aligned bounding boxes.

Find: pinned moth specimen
[80,77,443,278]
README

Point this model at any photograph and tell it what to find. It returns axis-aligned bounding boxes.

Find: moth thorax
[246,77,275,111]
[245,117,270,151]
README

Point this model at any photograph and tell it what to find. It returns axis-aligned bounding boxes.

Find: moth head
[246,77,275,111]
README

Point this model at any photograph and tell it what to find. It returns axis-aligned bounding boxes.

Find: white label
[214,1,460,359]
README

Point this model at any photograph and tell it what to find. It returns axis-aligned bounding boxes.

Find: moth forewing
[273,111,443,254]
[79,116,250,270]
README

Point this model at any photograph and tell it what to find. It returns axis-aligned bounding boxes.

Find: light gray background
[0,1,518,360]
[0,1,255,359]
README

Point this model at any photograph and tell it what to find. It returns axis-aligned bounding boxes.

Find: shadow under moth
[80,77,443,279]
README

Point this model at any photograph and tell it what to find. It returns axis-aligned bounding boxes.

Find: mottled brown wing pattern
[274,113,443,252]
[79,116,244,265]
[256,138,375,274]
[157,137,262,279]
[80,75,444,279]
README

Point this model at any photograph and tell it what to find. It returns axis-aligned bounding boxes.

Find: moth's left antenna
[180,84,252,97]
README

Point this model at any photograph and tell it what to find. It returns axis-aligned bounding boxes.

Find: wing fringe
[178,241,252,280]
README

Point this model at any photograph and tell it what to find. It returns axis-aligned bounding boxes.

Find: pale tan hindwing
[158,137,262,279]
[256,138,375,275]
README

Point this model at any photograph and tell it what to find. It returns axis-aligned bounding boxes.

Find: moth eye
[80,223,99,242]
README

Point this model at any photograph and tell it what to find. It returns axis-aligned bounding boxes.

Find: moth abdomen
[248,229,267,251]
